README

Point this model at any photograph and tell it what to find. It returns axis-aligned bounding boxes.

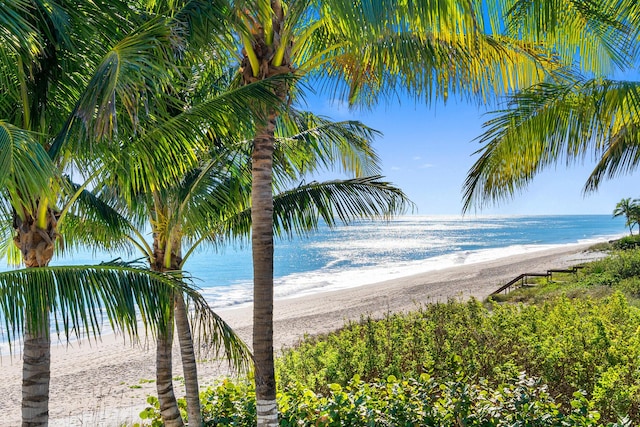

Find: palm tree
[98,97,410,425]
[211,1,637,423]
[613,198,640,235]
[0,2,221,424]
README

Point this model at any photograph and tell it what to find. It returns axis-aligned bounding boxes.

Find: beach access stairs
[490,267,583,296]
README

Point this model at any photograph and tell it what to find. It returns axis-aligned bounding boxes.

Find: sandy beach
[0,243,606,426]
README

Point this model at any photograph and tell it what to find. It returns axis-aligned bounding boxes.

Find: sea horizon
[9,214,627,307]
[0,214,627,353]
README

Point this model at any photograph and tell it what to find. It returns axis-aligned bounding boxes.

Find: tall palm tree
[613,198,640,235]
[0,2,235,424]
[98,98,410,425]
[210,1,637,423]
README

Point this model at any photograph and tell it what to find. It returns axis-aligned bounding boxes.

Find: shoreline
[0,242,607,426]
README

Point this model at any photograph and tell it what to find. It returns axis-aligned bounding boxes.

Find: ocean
[39,214,627,309]
[0,214,627,351]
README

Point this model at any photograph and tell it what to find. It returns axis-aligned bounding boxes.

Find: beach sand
[0,243,606,426]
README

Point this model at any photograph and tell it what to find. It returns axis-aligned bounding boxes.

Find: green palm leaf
[0,262,250,368]
[0,122,55,213]
[274,110,382,179]
[0,264,174,348]
[0,1,41,57]
[219,176,413,241]
[96,75,291,197]
[502,0,640,72]
[462,78,640,211]
[58,177,137,255]
[49,18,176,159]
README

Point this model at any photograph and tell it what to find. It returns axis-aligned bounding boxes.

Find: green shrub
[137,295,640,425]
[140,374,616,426]
[276,295,640,423]
[619,276,640,297]
[613,235,640,251]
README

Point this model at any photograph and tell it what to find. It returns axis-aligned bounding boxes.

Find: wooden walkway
[490,267,583,296]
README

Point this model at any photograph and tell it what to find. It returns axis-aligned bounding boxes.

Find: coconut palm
[613,198,640,235]
[96,99,411,425]
[206,1,638,423]
[0,2,271,424]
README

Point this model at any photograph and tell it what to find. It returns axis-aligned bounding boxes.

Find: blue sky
[303,92,638,216]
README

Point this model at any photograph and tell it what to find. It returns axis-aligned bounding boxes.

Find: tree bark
[156,299,184,427]
[22,312,51,427]
[14,209,57,426]
[175,292,203,427]
[252,116,279,427]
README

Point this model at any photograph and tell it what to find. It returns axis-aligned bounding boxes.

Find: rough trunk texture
[156,299,183,427]
[22,314,51,427]
[153,232,193,427]
[252,117,279,427]
[14,209,58,269]
[14,209,58,426]
[175,292,203,427]
[241,4,291,424]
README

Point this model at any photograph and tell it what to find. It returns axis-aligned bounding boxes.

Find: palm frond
[57,177,136,255]
[99,74,292,197]
[0,1,41,57]
[184,294,252,372]
[0,262,246,363]
[49,17,177,159]
[221,176,414,241]
[502,0,640,73]
[462,78,640,211]
[0,121,56,212]
[274,110,382,180]
[0,264,178,350]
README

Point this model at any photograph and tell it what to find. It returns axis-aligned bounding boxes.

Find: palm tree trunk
[252,115,279,427]
[22,311,51,427]
[174,292,203,427]
[156,298,184,427]
[15,210,57,426]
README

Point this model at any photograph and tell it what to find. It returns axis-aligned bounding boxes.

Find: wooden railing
[490,266,583,296]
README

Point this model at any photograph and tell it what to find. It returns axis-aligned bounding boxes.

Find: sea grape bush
[584,248,640,284]
[137,294,640,425]
[277,294,640,422]
[613,235,640,251]
[140,373,627,426]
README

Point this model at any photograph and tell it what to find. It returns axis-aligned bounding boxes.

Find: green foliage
[501,249,640,303]
[139,373,617,426]
[138,252,640,425]
[138,380,256,426]
[614,235,640,251]
[137,293,640,425]
[276,295,640,423]
[586,249,640,282]
[200,380,257,426]
[137,396,176,427]
[277,374,606,427]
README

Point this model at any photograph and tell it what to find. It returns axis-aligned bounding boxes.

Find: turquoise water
[30,214,627,308]
[0,215,627,349]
